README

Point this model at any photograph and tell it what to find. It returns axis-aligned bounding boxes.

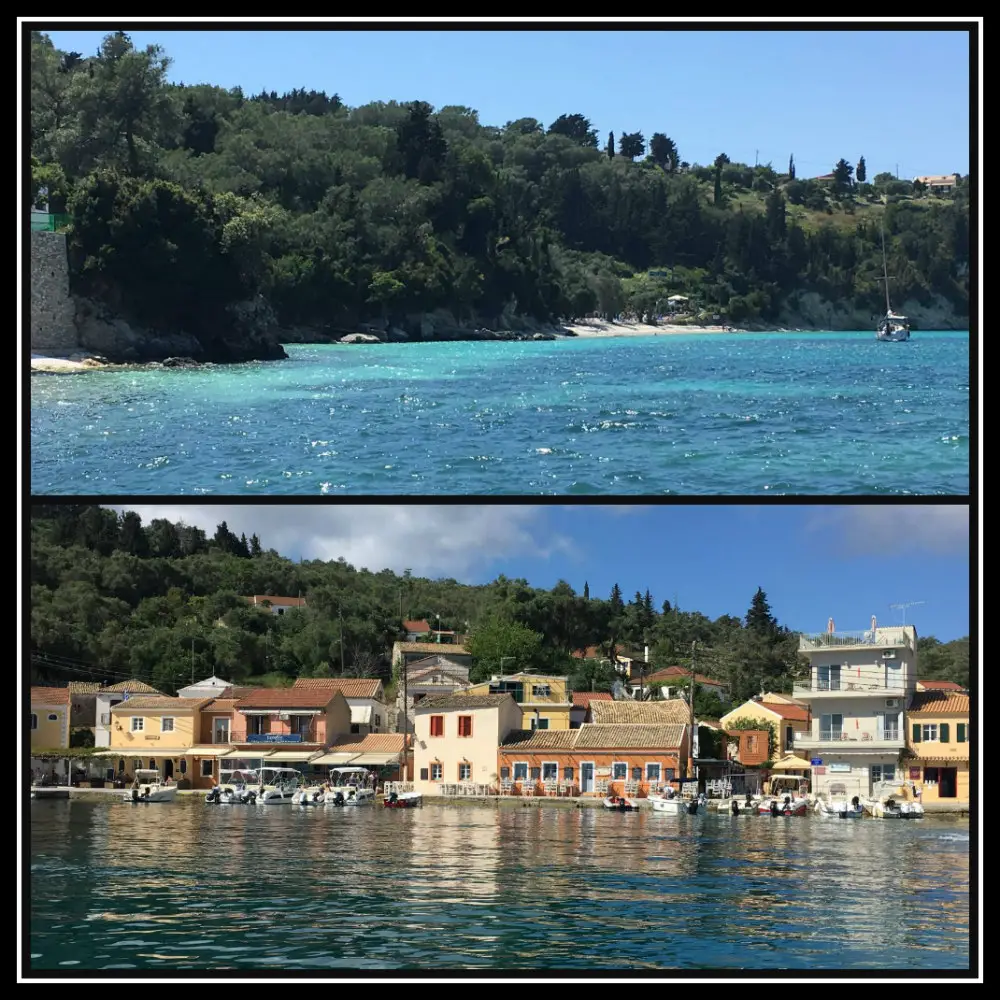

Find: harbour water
[28,798,970,972]
[29,332,970,496]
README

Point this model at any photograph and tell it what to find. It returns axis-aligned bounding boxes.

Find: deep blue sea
[29,799,970,972]
[29,332,970,495]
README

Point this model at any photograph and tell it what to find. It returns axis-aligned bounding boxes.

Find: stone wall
[30,231,78,353]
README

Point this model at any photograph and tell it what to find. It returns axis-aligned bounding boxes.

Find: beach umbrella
[827,617,835,634]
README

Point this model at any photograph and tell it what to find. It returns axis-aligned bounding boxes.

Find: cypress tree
[606,131,615,159]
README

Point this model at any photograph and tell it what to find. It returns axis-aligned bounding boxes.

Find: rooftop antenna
[889,601,925,626]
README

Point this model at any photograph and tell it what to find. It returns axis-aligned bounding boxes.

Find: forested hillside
[29,506,969,705]
[30,30,970,359]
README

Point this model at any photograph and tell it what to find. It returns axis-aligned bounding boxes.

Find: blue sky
[114,504,971,641]
[41,23,972,180]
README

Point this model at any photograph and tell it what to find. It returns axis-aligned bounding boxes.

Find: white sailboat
[876,223,911,342]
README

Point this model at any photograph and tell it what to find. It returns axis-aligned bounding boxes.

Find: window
[148,759,156,769]
[563,766,574,781]
[532,684,551,698]
[612,762,628,780]
[530,767,541,781]
[179,759,187,775]
[47,713,59,722]
[458,716,473,737]
[374,714,381,728]
[161,717,175,732]
[664,768,676,782]
[632,766,642,780]
[500,766,511,780]
[820,713,843,740]
[131,717,144,732]
[939,723,950,743]
[530,717,550,730]
[817,664,841,691]
[513,762,528,781]
[350,724,361,735]
[646,763,661,782]
[957,723,967,743]
[785,726,794,751]
[923,767,939,784]
[201,760,214,777]
[117,758,125,773]
[291,715,310,735]
[100,713,111,726]
[430,715,444,737]
[922,724,939,743]
[250,716,265,735]
[420,768,429,781]
[430,763,442,781]
[542,762,558,781]
[30,714,37,730]
[458,763,471,781]
[746,735,758,753]
[872,764,896,785]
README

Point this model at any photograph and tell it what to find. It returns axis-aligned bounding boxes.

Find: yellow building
[109,696,213,784]
[720,696,812,756]
[906,691,969,803]
[30,686,71,749]
[464,673,573,730]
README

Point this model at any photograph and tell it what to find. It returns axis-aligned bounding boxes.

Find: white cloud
[107,505,575,580]
[805,505,969,557]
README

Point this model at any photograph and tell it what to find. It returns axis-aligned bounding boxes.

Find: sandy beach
[560,318,747,338]
[30,352,109,372]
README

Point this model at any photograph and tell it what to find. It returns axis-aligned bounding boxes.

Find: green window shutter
[912,723,921,743]
[939,723,950,743]
[957,723,966,743]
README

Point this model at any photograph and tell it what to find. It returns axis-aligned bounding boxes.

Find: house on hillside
[402,619,457,643]
[177,674,234,699]
[392,641,471,670]
[464,673,573,731]
[644,666,730,704]
[912,174,960,194]
[720,696,811,756]
[395,654,471,733]
[915,679,966,693]
[244,595,307,616]
[570,691,612,729]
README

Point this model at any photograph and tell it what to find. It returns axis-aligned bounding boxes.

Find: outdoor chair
[500,779,513,796]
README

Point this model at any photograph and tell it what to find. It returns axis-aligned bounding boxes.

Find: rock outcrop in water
[73,296,288,365]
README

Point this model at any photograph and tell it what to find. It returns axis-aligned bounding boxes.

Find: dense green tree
[714,152,730,205]
[465,614,546,682]
[649,133,679,173]
[618,131,645,160]
[788,153,795,180]
[832,157,854,197]
[606,131,615,159]
[396,100,448,183]
[856,155,867,185]
[745,587,779,638]
[547,113,598,147]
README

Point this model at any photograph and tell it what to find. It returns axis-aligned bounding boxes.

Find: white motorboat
[205,768,259,805]
[383,790,422,808]
[603,794,639,811]
[876,222,911,342]
[866,781,924,819]
[323,767,376,806]
[649,792,705,815]
[758,777,810,816]
[292,782,327,806]
[123,769,177,803]
[815,784,864,819]
[255,766,303,804]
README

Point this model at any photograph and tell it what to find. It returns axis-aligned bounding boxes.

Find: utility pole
[191,638,195,686]
[339,608,345,675]
[401,657,409,781]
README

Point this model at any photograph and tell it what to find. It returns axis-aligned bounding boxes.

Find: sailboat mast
[881,224,892,315]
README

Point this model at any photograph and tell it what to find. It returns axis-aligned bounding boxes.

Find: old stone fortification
[30,231,78,353]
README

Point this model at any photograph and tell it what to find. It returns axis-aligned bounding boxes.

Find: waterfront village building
[109,696,214,786]
[720,696,812,755]
[243,595,307,616]
[230,687,351,762]
[392,641,471,670]
[403,619,457,643]
[570,691,612,728]
[906,690,970,804]
[794,624,917,800]
[915,679,966,693]
[725,729,772,767]
[177,674,234,700]
[395,654,471,732]
[67,681,102,729]
[412,693,522,795]
[498,723,689,797]
[644,666,730,705]
[95,680,162,747]
[464,672,573,730]
[30,687,71,750]
[311,732,410,781]
[292,677,390,734]
[587,699,690,727]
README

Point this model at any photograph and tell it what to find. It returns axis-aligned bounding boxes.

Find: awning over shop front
[311,751,361,766]
[120,749,193,757]
[349,752,402,766]
[262,749,324,762]
[350,705,373,725]
[217,749,267,760]
[188,746,234,757]
[770,754,814,771]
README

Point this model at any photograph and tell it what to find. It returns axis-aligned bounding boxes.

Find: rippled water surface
[29,332,970,495]
[29,799,970,971]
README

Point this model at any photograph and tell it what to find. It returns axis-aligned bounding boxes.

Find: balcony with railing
[794,729,903,750]
[798,627,913,653]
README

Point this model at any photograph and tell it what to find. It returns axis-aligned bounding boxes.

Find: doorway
[938,767,957,798]
[163,759,174,780]
[580,762,595,793]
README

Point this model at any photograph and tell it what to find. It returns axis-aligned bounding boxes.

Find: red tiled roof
[395,642,469,655]
[202,699,240,712]
[327,733,407,754]
[219,686,255,700]
[293,678,384,698]
[646,666,724,687]
[917,680,965,692]
[909,691,969,715]
[110,697,211,711]
[571,646,603,660]
[572,692,613,708]
[103,679,161,694]
[246,595,307,608]
[30,686,71,705]
[237,688,339,709]
[755,701,810,722]
[403,620,431,633]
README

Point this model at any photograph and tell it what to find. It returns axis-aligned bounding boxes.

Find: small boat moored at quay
[603,795,639,812]
[383,790,422,808]
[205,768,259,805]
[292,783,327,805]
[814,784,864,819]
[325,766,376,806]
[255,766,303,804]
[123,769,177,804]
[649,791,707,815]
[866,782,925,819]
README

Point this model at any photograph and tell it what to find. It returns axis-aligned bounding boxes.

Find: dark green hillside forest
[30,30,969,353]
[29,507,970,703]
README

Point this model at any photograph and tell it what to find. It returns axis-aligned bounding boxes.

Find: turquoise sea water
[28,799,970,972]
[29,332,970,495]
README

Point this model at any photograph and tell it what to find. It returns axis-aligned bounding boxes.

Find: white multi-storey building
[793,624,917,800]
